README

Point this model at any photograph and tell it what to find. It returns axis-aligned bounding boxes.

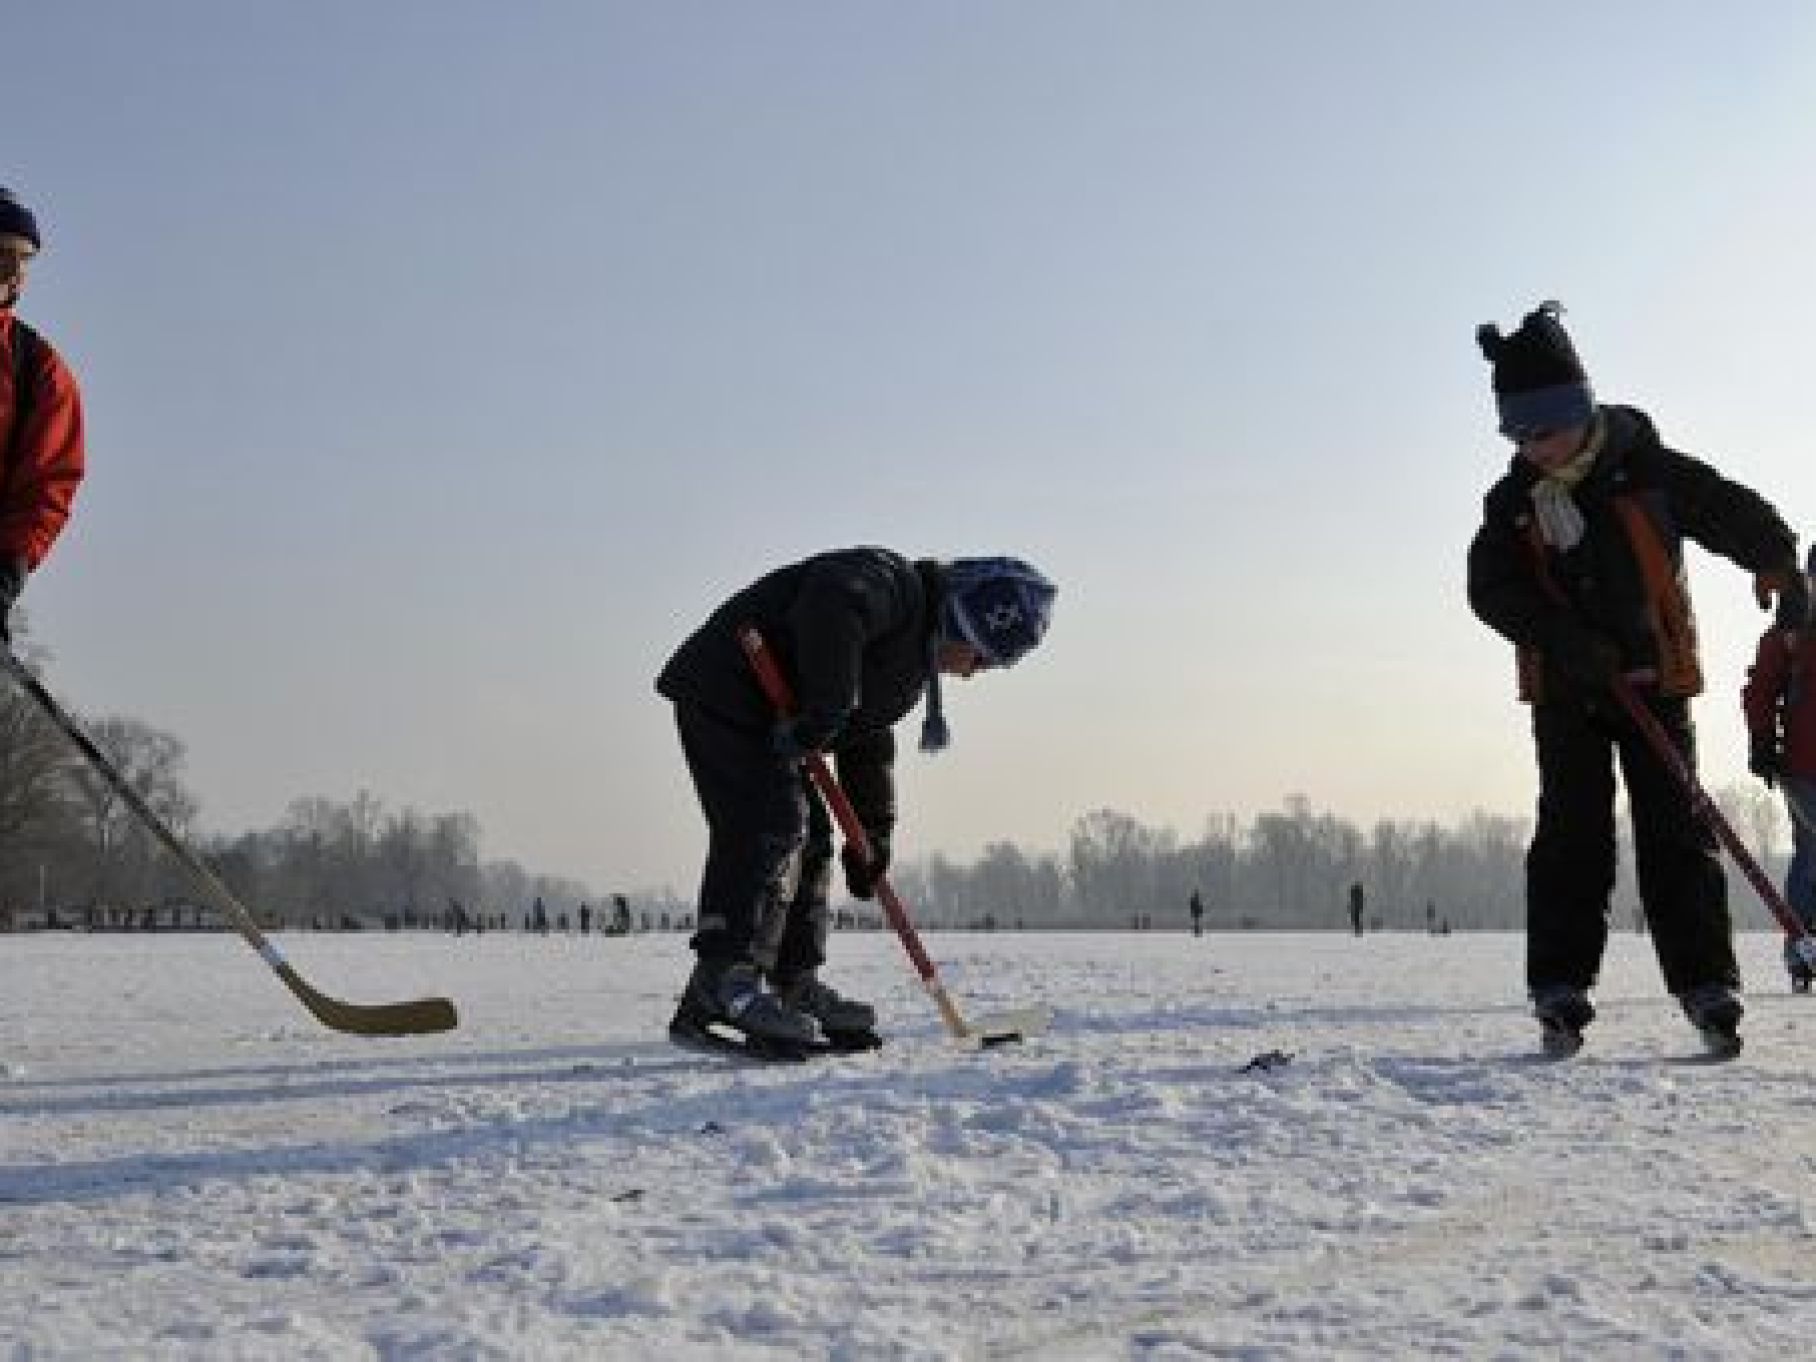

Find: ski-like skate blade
[1696,1028,1743,1061]
[1539,1016,1583,1060]
[668,1022,814,1064]
[820,1028,885,1053]
[959,1004,1053,1049]
[1539,1026,1584,1059]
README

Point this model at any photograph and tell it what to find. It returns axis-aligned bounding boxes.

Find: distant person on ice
[1742,542,1816,991]
[0,187,86,643]
[1467,302,1807,1054]
[656,549,1056,1052]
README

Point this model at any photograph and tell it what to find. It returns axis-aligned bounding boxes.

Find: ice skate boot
[670,958,818,1059]
[1787,938,1816,994]
[1679,983,1743,1057]
[1532,984,1594,1057]
[777,972,881,1051]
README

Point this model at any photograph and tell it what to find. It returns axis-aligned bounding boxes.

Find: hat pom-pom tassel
[919,713,950,753]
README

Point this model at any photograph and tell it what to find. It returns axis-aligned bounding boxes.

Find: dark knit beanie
[1476,300,1595,440]
[0,188,40,250]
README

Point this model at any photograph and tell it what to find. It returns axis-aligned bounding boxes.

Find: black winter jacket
[1467,405,1796,700]
[656,547,946,829]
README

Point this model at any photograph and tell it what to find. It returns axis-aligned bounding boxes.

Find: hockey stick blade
[960,1004,1054,1049]
[1,647,459,1038]
[279,962,458,1036]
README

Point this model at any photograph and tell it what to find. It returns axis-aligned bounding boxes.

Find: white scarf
[1529,418,1606,550]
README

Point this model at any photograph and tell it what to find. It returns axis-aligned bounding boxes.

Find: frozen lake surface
[6,928,1816,1359]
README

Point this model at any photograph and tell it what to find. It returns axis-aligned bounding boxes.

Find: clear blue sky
[10,3,1816,895]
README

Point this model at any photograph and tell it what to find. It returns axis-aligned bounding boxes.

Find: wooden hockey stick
[737,624,1047,1046]
[1,647,458,1036]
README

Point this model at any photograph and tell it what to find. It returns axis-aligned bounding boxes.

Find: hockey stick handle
[0,646,459,1034]
[736,625,971,1038]
[1610,673,1813,948]
[0,645,282,962]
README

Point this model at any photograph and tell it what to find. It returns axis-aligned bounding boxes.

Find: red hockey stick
[737,625,1045,1046]
[1610,673,1816,972]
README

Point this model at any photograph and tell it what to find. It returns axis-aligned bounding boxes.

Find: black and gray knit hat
[1476,301,1595,440]
[0,188,40,250]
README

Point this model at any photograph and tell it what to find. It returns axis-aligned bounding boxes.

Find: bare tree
[0,680,75,903]
[62,716,198,912]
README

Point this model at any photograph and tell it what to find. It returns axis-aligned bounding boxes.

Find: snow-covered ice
[6,928,1816,1359]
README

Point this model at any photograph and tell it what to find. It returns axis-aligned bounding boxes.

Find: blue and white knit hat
[920,557,1056,752]
[944,557,1056,666]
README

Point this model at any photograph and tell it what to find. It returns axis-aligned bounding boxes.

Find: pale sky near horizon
[8,4,1816,898]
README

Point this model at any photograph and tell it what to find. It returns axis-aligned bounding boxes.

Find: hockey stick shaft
[736,625,974,1039]
[1610,674,1814,953]
[0,647,457,1035]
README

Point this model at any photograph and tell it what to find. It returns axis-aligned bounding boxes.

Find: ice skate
[1786,939,1816,994]
[1532,985,1594,1057]
[777,972,882,1051]
[670,958,819,1059]
[1679,983,1744,1058]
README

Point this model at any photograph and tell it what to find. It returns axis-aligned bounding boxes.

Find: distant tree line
[884,788,1795,933]
[0,639,613,930]
[203,793,601,932]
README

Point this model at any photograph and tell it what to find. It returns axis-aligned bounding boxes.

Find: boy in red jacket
[0,186,86,641]
[1742,544,1816,990]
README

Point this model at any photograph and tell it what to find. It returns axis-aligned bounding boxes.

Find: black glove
[1756,568,1812,633]
[1777,570,1812,633]
[0,558,25,644]
[771,709,843,762]
[1750,735,1783,790]
[841,831,891,900]
[1546,619,1623,697]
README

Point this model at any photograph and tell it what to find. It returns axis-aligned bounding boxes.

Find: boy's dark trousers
[675,702,834,978]
[1526,693,1737,995]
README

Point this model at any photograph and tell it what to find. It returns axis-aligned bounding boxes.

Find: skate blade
[1697,1028,1743,1060]
[668,1021,814,1064]
[1539,1019,1584,1058]
[819,1027,884,1053]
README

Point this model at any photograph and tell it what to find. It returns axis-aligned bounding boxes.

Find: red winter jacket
[0,310,85,570]
[1742,625,1816,777]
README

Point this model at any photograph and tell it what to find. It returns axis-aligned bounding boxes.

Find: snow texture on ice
[6,929,1816,1359]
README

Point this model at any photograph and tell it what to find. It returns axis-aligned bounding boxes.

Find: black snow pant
[1526,693,1736,997]
[675,702,835,980]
